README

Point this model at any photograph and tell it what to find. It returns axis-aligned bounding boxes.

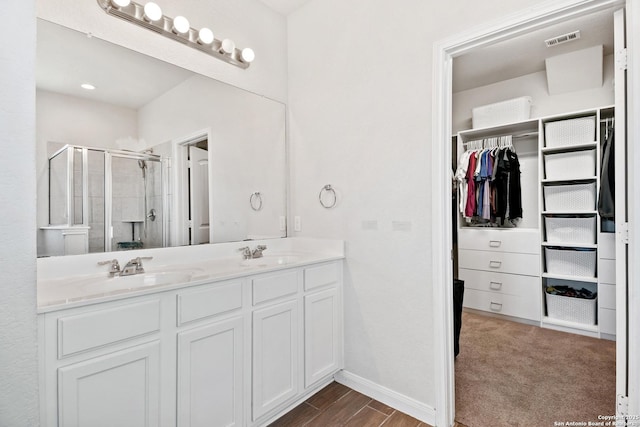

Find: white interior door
[189,146,210,245]
[613,7,629,416]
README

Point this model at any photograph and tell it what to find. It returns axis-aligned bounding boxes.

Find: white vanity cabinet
[303,262,343,388]
[251,270,300,421]
[39,298,168,427]
[39,259,344,427]
[176,279,245,427]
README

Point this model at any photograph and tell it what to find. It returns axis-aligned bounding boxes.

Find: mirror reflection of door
[187,140,210,245]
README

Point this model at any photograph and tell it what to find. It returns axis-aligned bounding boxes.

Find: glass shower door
[108,154,164,251]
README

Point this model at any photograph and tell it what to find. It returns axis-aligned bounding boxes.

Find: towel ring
[250,192,263,211]
[319,184,337,209]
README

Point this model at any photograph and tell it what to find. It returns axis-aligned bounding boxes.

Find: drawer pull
[489,281,502,290]
[489,260,502,269]
[489,240,502,248]
[490,302,503,312]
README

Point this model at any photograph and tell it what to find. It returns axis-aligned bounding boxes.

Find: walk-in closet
[450,4,626,426]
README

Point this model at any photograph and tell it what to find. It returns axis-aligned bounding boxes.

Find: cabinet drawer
[252,270,298,305]
[463,288,540,321]
[599,308,616,335]
[598,258,616,284]
[304,262,339,291]
[599,283,616,310]
[458,268,539,298]
[458,228,540,254]
[177,280,242,326]
[459,249,540,276]
[57,299,161,358]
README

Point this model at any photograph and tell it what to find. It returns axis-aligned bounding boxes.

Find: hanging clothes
[465,152,478,218]
[455,150,472,219]
[598,126,615,219]
[506,149,523,221]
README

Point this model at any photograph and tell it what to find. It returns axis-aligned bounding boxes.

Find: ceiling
[257,0,312,15]
[453,7,616,92]
[37,20,193,110]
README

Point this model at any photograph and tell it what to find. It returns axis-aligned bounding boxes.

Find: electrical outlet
[294,216,301,232]
[279,216,286,231]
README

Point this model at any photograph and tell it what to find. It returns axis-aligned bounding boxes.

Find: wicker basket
[544,216,596,244]
[546,289,597,325]
[472,96,532,129]
[543,182,596,211]
[545,116,596,148]
[545,247,596,277]
[544,149,596,180]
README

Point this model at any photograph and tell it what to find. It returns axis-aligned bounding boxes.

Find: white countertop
[37,238,344,313]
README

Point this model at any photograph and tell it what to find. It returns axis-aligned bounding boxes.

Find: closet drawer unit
[458,249,540,277]
[458,229,540,254]
[598,258,616,284]
[599,284,616,310]
[599,308,616,335]
[463,288,540,321]
[458,268,539,299]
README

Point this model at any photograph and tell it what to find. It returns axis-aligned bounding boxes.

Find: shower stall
[42,144,165,256]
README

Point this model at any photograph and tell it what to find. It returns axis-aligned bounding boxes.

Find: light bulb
[220,38,235,54]
[197,27,214,45]
[241,48,255,63]
[172,16,190,35]
[143,2,163,22]
[81,83,96,90]
[110,0,131,8]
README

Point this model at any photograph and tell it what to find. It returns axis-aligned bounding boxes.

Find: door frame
[430,0,637,425]
[171,128,212,247]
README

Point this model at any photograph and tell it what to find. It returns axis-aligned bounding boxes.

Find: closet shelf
[542,273,598,283]
[541,211,598,216]
[541,141,598,154]
[541,242,597,249]
[541,178,597,185]
[542,316,599,333]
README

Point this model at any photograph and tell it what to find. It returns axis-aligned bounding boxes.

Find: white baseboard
[334,370,436,426]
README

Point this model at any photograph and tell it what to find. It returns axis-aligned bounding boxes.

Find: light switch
[294,216,301,232]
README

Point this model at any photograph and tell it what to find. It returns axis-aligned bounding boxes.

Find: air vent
[545,30,581,47]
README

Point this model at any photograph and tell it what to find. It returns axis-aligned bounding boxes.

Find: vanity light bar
[96,0,254,69]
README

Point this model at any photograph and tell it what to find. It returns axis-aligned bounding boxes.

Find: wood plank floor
[268,381,469,427]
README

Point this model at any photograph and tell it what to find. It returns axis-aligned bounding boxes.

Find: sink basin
[84,271,193,294]
[241,255,302,267]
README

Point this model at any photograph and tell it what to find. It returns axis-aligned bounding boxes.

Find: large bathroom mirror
[36,19,287,257]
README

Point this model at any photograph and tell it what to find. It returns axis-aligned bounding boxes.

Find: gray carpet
[455,311,616,427]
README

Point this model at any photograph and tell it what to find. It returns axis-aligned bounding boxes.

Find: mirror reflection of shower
[40,144,165,256]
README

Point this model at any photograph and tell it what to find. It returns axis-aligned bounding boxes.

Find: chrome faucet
[238,246,252,260]
[121,256,153,276]
[252,245,267,258]
[99,256,152,277]
[238,245,267,260]
[98,259,121,277]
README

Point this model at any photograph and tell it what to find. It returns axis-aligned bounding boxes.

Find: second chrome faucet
[238,245,267,260]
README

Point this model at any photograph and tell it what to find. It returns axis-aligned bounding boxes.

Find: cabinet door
[177,316,243,427]
[252,300,298,421]
[304,288,341,387]
[58,341,160,427]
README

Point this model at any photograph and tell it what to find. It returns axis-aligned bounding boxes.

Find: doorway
[430,1,631,426]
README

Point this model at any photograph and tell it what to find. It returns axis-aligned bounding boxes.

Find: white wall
[453,55,615,133]
[138,75,286,243]
[36,89,138,230]
[0,0,40,425]
[36,0,288,103]
[288,0,544,412]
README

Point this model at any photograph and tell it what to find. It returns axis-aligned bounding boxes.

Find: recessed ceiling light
[81,83,96,90]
